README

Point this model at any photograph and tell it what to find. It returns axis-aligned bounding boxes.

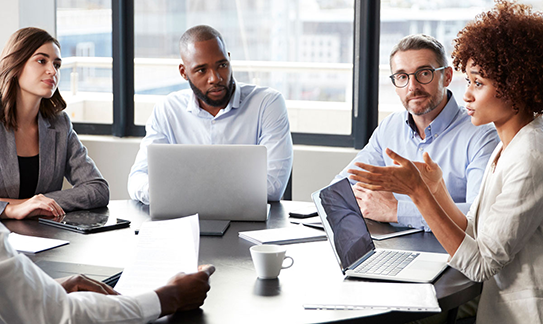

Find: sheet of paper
[8,233,69,253]
[303,281,441,312]
[114,214,199,296]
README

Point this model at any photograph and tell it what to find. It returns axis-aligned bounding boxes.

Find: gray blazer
[0,112,109,214]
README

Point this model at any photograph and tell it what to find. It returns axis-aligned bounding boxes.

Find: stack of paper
[239,226,327,245]
[114,215,199,296]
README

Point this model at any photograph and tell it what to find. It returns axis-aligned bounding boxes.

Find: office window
[54,1,378,148]
[57,0,113,124]
[133,0,354,135]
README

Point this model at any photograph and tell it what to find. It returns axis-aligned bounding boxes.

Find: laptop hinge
[346,249,375,272]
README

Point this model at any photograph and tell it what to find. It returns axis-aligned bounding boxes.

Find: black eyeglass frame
[389,66,447,88]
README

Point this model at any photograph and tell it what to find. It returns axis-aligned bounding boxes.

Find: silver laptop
[148,144,268,221]
[311,178,448,283]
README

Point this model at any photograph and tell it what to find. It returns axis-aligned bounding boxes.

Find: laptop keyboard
[355,250,420,276]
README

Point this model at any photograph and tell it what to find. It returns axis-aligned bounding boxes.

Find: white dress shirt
[128,80,293,204]
[449,117,543,323]
[0,223,161,324]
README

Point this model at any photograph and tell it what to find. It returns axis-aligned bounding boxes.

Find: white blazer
[449,117,543,323]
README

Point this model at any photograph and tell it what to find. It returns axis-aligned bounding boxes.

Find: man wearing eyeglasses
[333,34,499,232]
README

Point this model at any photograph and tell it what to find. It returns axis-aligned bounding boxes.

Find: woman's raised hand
[348,148,427,196]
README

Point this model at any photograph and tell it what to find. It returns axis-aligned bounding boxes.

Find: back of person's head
[0,27,66,130]
[390,34,448,69]
[179,25,226,56]
[452,0,543,115]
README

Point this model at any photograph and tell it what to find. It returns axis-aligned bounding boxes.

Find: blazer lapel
[471,146,500,235]
[0,125,20,198]
[36,113,57,194]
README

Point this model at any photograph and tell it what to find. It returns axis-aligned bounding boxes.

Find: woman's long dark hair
[0,27,66,130]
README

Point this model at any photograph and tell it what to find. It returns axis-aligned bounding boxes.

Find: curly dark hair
[452,0,543,114]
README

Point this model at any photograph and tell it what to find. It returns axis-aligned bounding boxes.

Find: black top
[18,154,39,199]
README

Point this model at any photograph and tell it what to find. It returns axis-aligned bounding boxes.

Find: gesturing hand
[413,152,443,194]
[348,148,427,197]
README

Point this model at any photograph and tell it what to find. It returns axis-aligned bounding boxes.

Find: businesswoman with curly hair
[0,27,109,219]
[349,1,543,322]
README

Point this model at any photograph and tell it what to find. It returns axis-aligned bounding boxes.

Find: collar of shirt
[186,79,241,118]
[405,90,458,141]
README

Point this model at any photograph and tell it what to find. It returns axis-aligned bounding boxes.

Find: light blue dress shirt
[128,80,293,204]
[334,91,499,231]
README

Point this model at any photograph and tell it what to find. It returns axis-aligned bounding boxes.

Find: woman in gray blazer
[0,27,109,219]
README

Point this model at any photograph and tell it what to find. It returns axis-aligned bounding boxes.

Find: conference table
[2,200,482,324]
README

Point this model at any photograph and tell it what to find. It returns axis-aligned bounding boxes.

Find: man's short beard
[188,77,235,108]
[403,89,443,116]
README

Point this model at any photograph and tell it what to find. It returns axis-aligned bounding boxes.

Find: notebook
[311,178,448,283]
[239,226,327,245]
[290,217,423,240]
[148,144,268,221]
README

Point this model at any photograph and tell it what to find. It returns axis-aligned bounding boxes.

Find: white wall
[0,0,56,49]
[79,136,358,202]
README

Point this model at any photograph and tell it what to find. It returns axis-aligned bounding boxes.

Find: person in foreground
[349,2,543,322]
[0,223,214,323]
[333,34,498,231]
[128,25,293,203]
[0,27,109,220]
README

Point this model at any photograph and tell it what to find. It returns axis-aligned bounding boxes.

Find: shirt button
[434,134,438,138]
[419,148,424,152]
[212,120,216,124]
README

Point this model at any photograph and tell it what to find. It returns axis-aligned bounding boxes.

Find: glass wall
[133,0,354,134]
[57,0,113,124]
[56,1,543,142]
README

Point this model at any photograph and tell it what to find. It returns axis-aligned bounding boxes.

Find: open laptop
[148,144,268,221]
[311,178,448,283]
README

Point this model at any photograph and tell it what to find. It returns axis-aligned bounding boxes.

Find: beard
[188,76,235,108]
[402,89,444,116]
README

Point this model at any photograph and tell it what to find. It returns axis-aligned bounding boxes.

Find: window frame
[71,0,380,150]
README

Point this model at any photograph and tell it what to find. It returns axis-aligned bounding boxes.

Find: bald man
[128,25,293,204]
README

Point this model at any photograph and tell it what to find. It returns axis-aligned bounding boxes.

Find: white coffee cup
[250,244,294,279]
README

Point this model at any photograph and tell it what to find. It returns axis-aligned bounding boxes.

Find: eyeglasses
[389,66,447,88]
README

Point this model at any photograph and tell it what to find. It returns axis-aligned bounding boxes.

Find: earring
[50,99,57,108]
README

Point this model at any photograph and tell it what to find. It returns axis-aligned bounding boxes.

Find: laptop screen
[312,178,375,270]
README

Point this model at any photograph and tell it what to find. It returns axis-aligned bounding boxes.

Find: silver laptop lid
[148,144,267,221]
[311,178,376,273]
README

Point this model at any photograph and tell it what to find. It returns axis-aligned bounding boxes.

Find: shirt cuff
[448,233,477,276]
[134,291,161,323]
[396,199,430,231]
[464,219,475,238]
